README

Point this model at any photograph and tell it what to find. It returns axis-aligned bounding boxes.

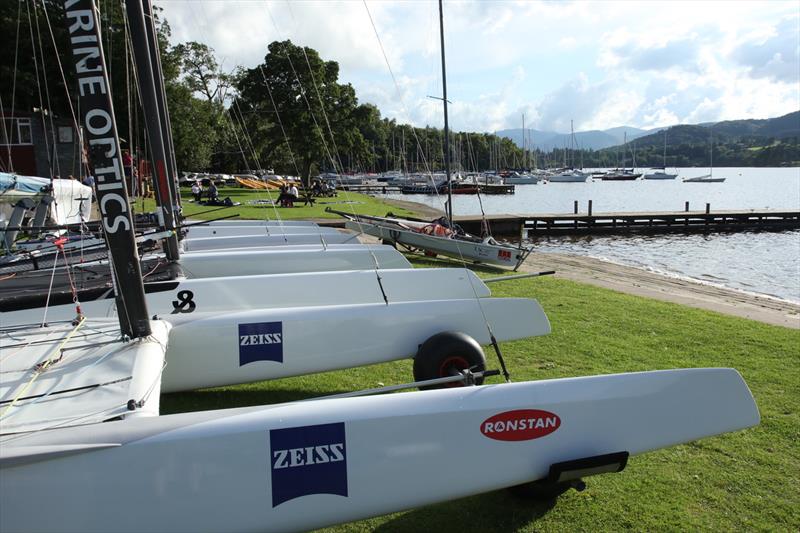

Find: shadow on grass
[160,386,347,415]
[373,489,559,532]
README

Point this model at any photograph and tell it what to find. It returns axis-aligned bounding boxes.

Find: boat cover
[0,319,170,434]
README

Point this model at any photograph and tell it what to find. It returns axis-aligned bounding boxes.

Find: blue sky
[158,0,800,133]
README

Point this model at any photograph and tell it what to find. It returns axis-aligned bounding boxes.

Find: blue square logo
[238,321,283,366]
[270,422,348,507]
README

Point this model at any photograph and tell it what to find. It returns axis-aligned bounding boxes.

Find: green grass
[132,186,418,221]
[160,257,800,532]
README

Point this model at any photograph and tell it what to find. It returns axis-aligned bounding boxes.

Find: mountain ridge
[499,111,799,151]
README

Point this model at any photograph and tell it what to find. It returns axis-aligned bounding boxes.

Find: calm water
[377,167,800,303]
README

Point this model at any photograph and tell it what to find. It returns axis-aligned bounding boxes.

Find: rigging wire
[2,0,23,172]
[25,0,54,178]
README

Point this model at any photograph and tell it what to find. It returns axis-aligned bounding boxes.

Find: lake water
[377,167,800,303]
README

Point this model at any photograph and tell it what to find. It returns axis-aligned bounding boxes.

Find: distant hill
[630,111,800,150]
[500,111,799,153]
[583,111,800,167]
[498,125,655,151]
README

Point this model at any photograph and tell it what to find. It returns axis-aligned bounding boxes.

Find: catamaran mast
[438,0,453,224]
[143,0,181,211]
[125,0,180,260]
[64,0,151,338]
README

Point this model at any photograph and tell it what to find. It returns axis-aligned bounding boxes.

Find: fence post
[574,200,578,214]
[705,203,710,214]
[588,200,593,216]
[685,201,690,212]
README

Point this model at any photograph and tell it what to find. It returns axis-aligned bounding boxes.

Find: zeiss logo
[270,422,348,507]
[238,321,283,366]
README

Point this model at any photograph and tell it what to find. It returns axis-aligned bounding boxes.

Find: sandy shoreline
[518,252,800,329]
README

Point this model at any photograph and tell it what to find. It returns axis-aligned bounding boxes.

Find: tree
[169,41,230,103]
[235,40,366,184]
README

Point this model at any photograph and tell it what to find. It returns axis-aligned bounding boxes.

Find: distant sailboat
[599,132,641,180]
[644,129,678,179]
[684,126,726,183]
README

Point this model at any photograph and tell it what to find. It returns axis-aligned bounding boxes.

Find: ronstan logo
[480,409,561,441]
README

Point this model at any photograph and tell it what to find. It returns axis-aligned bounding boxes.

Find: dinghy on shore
[334,210,533,270]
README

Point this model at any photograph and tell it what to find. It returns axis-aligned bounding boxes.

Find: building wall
[1,111,82,179]
[29,114,83,179]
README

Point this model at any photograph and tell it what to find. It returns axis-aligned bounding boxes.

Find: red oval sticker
[480,409,561,441]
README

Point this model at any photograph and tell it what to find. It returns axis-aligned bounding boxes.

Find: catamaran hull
[191,219,319,227]
[345,220,529,269]
[161,297,550,392]
[172,244,412,277]
[180,232,359,251]
[0,368,759,532]
[185,225,342,238]
[3,268,492,325]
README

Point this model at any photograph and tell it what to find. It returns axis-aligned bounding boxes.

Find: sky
[157,0,800,134]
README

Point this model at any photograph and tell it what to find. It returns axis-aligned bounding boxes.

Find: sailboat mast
[126,0,181,261]
[709,126,713,178]
[64,0,151,338]
[143,0,181,211]
[438,0,453,224]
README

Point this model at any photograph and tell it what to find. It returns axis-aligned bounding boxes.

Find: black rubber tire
[413,332,486,390]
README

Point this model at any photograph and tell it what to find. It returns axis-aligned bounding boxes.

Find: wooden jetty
[454,209,800,238]
[340,184,403,194]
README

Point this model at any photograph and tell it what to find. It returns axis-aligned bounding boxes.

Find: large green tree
[235,40,367,183]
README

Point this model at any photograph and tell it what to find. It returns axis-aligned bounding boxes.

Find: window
[0,118,33,145]
[17,119,32,144]
[58,126,73,143]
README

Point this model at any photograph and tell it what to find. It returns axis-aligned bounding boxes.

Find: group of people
[310,179,336,197]
[277,183,300,207]
[192,179,223,204]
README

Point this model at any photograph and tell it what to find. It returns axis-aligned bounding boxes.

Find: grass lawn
[131,186,419,221]
[161,258,800,532]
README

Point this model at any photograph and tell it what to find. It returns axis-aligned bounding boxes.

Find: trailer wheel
[413,332,486,390]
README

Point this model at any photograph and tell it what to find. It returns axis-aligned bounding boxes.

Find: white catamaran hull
[179,231,359,251]
[189,219,320,227]
[3,268,492,325]
[0,368,759,532]
[164,244,412,277]
[185,225,341,238]
[161,297,549,392]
